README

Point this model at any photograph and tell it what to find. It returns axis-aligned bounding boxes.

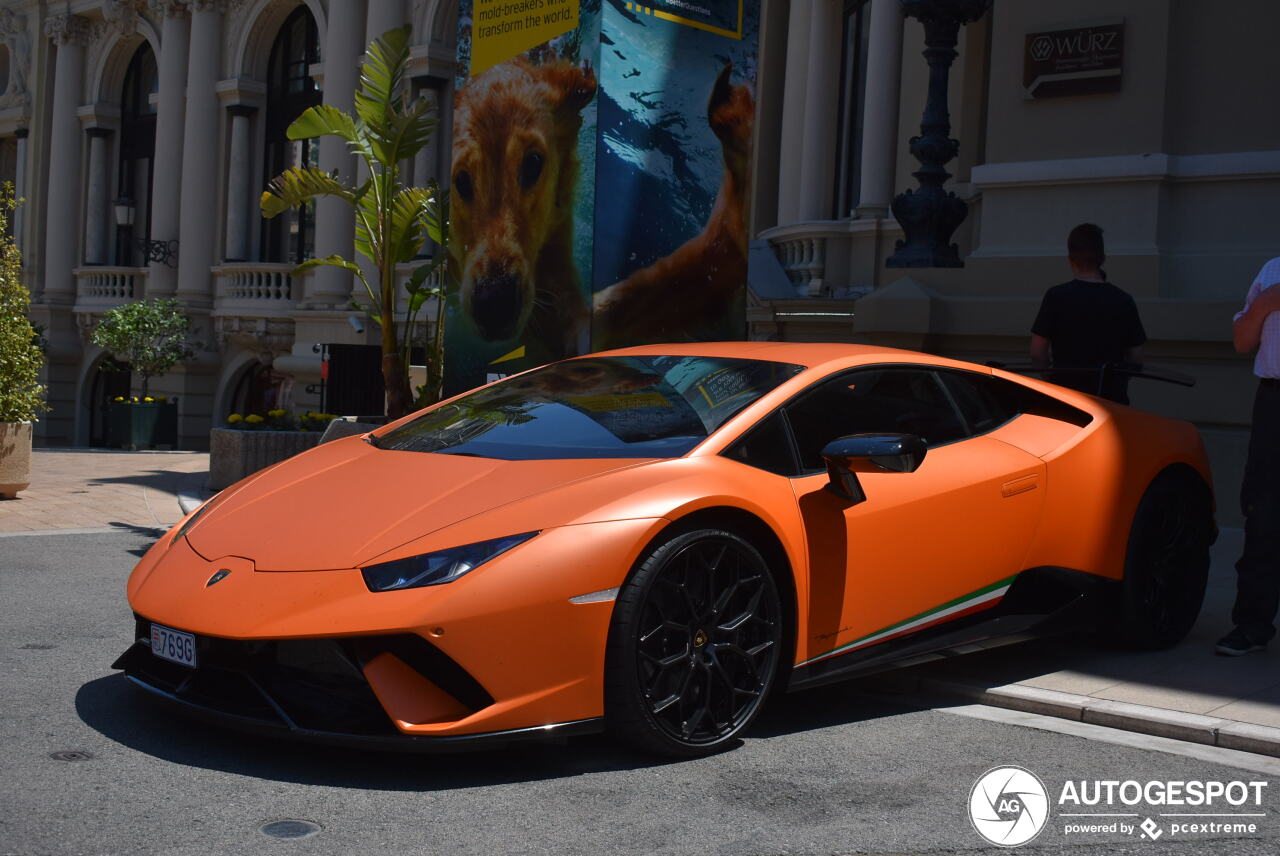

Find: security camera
[348,315,365,335]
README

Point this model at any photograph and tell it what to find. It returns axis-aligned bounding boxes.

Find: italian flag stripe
[799,574,1018,667]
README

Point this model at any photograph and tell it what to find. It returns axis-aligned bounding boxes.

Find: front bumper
[113,622,601,751]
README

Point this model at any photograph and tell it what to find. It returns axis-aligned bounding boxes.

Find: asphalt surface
[2,529,1279,856]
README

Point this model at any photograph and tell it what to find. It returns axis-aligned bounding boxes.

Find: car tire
[605,527,783,757]
[1111,469,1214,650]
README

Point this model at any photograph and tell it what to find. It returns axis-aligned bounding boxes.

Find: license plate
[150,623,197,668]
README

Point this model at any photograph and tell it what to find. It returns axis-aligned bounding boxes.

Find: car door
[787,367,1047,664]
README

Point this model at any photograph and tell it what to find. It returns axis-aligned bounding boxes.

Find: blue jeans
[1233,380,1280,641]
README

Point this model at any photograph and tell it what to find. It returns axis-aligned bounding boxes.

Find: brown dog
[592,65,754,348]
[450,57,597,358]
[452,59,753,356]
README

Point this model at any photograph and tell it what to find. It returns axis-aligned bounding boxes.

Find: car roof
[592,341,987,375]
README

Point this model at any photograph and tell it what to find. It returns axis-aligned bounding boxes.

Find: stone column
[224,105,254,261]
[13,128,27,247]
[84,128,113,265]
[797,0,843,222]
[176,1,223,303]
[855,0,903,218]
[310,0,368,307]
[148,2,189,294]
[776,0,810,225]
[366,0,405,44]
[41,14,91,303]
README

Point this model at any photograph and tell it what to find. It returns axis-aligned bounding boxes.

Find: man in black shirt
[1031,223,1146,404]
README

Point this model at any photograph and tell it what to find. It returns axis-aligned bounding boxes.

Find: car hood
[185,436,656,571]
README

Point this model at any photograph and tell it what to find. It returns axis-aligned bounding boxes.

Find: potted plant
[90,298,193,450]
[261,25,455,417]
[0,184,46,498]
[209,410,338,490]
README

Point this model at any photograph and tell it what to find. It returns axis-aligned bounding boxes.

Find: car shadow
[76,673,909,788]
[752,678,919,738]
[76,674,677,790]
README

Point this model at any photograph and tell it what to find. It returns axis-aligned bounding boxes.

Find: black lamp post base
[887,185,968,268]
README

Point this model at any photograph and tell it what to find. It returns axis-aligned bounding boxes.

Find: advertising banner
[590,0,759,351]
[447,0,758,394]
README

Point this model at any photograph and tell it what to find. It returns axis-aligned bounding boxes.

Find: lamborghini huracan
[114,343,1216,756]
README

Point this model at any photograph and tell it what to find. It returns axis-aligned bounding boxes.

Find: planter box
[0,421,32,499]
[209,427,322,490]
[108,401,179,450]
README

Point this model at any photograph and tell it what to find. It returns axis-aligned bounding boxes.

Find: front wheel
[605,528,783,757]
[1110,469,1214,649]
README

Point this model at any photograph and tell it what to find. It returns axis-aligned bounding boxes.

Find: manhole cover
[49,750,94,762]
[260,820,321,840]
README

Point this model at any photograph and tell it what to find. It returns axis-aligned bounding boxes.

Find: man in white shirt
[1217,257,1280,655]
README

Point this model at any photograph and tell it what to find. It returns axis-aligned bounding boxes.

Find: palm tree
[261,25,451,418]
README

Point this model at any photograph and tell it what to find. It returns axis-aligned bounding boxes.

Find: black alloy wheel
[606,528,783,757]
[1113,469,1214,649]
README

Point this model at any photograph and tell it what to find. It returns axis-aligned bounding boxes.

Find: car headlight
[360,532,539,592]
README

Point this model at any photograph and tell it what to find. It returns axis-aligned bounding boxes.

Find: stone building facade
[9,0,1279,521]
[8,0,455,450]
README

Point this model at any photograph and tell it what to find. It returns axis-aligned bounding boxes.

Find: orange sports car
[114,343,1215,756]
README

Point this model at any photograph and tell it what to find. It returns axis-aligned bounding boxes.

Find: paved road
[3,530,1279,856]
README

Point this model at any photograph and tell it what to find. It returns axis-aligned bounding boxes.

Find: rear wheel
[605,528,783,757]
[1110,470,1214,649]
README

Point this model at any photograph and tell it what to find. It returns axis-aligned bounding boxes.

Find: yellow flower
[113,396,124,402]
[268,408,286,418]
[143,396,154,402]
[245,414,264,424]
[227,413,243,424]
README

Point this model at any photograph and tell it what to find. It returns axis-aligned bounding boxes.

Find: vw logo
[206,569,232,587]
[1030,37,1054,62]
[969,765,1050,847]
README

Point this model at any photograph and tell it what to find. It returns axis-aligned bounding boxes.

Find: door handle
[1001,475,1040,497]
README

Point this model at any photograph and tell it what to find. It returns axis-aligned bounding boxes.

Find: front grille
[117,617,492,737]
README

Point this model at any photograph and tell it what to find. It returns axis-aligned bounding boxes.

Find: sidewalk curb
[176,471,213,516]
[942,679,1280,757]
[870,674,1280,759]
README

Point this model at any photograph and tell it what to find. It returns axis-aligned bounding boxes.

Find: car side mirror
[819,433,928,503]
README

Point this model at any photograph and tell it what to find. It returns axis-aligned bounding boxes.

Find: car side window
[785,368,968,472]
[722,410,801,476]
[938,371,1019,436]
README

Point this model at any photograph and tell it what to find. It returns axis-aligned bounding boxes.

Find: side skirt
[786,566,1116,693]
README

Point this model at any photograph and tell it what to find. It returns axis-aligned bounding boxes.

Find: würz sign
[1023,21,1124,99]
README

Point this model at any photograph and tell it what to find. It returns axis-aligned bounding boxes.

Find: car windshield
[372,355,805,460]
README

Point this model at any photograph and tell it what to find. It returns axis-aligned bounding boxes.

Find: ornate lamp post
[886,0,992,268]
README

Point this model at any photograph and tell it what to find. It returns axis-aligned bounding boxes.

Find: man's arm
[1030,334,1052,369]
[1234,284,1280,354]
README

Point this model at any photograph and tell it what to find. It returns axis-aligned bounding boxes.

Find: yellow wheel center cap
[693,629,708,648]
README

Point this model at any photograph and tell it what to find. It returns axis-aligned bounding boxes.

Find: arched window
[117,43,157,265]
[262,6,320,263]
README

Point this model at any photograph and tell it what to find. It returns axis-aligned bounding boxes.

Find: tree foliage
[90,298,194,399]
[0,184,46,423]
[261,25,454,418]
